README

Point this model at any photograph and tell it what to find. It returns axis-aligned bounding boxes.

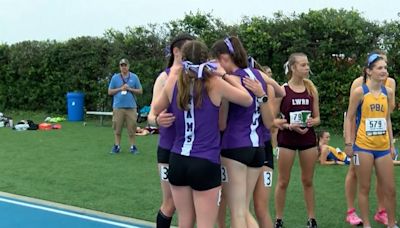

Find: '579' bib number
[365,118,387,136]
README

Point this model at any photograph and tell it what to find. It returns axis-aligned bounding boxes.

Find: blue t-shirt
[108,72,142,109]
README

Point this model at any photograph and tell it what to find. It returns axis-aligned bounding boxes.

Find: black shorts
[264,141,274,169]
[221,147,265,168]
[157,146,171,164]
[278,143,316,151]
[168,153,221,191]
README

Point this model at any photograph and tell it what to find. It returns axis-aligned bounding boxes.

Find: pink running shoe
[346,208,363,226]
[374,209,388,225]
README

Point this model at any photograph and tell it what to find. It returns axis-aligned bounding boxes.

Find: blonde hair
[285,52,318,98]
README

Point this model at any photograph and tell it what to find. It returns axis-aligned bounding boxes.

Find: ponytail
[304,78,318,98]
[177,41,211,110]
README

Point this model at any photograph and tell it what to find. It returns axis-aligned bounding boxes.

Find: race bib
[289,110,311,126]
[365,118,387,136]
[353,154,360,166]
[160,165,169,181]
[263,171,273,187]
[221,166,228,182]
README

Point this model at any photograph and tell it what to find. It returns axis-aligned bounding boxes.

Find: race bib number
[263,171,273,187]
[221,166,228,182]
[289,111,303,125]
[289,110,310,126]
[353,154,360,166]
[365,118,387,136]
[160,165,169,181]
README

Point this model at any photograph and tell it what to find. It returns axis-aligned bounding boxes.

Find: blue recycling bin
[66,92,85,121]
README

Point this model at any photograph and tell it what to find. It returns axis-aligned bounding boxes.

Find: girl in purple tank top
[274,53,320,228]
[211,36,281,228]
[152,40,257,228]
[247,61,287,228]
[148,33,193,228]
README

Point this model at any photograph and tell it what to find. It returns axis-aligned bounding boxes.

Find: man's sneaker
[275,219,283,228]
[307,218,318,228]
[374,209,388,225]
[346,208,363,226]
[130,145,138,154]
[111,145,120,154]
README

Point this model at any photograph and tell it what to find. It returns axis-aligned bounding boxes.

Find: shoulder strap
[244,68,256,80]
[381,85,388,96]
[361,84,369,95]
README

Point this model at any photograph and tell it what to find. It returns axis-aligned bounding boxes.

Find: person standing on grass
[152,40,257,228]
[344,50,395,226]
[212,37,278,228]
[246,57,286,228]
[274,53,320,228]
[344,53,397,228]
[148,33,194,228]
[108,58,143,154]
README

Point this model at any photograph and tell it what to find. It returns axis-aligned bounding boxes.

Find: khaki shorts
[112,108,137,136]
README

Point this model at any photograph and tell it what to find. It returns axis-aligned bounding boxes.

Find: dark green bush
[0,9,399,133]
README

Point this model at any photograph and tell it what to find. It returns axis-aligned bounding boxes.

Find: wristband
[345,143,352,146]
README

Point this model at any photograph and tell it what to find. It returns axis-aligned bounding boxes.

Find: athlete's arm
[387,77,396,112]
[148,72,167,126]
[152,67,178,116]
[273,91,288,130]
[387,88,395,158]
[242,76,274,129]
[344,87,363,156]
[350,76,363,92]
[307,90,320,127]
[258,70,285,98]
[215,75,253,107]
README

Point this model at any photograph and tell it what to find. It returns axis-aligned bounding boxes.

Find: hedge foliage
[1,9,399,132]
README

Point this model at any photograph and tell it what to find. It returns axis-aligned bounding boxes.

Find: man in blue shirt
[108,58,143,154]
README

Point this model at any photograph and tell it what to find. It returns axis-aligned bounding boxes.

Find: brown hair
[362,52,386,83]
[211,36,248,68]
[167,33,195,67]
[177,41,211,110]
[285,53,318,98]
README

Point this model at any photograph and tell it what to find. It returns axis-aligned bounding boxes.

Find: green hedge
[0,9,399,133]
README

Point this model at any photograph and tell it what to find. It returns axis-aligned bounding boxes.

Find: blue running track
[0,195,153,228]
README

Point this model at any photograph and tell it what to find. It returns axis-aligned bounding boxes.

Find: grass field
[1,111,399,227]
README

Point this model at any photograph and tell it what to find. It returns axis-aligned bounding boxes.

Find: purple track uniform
[157,68,176,163]
[221,68,267,168]
[168,83,221,191]
[277,84,316,150]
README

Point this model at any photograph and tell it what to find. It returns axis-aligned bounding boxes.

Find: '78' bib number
[365,118,386,136]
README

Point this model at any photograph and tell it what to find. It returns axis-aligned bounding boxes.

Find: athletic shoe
[346,208,363,226]
[374,209,388,225]
[130,145,138,154]
[111,145,120,154]
[275,219,283,228]
[307,218,318,228]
